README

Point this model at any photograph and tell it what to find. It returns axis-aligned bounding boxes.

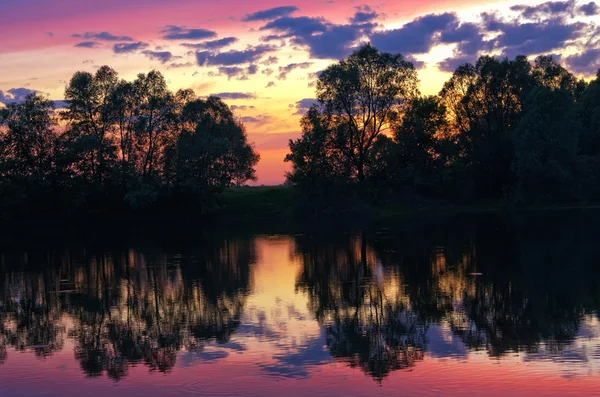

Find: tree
[513,86,580,202]
[441,56,535,198]
[391,96,452,194]
[131,70,176,180]
[286,43,419,187]
[63,66,119,184]
[0,94,58,215]
[163,96,259,205]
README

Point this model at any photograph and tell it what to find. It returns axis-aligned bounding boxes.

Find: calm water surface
[1,213,600,396]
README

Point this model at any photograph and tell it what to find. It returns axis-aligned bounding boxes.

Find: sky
[0,0,599,185]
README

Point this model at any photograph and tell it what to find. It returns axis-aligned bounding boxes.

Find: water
[1,212,600,396]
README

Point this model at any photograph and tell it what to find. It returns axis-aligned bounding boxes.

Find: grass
[217,185,296,221]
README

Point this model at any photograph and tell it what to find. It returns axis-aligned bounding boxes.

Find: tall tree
[163,96,260,203]
[63,66,119,183]
[287,43,419,186]
[514,86,580,202]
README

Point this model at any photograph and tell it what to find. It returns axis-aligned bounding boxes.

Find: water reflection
[1,212,600,387]
[0,237,255,380]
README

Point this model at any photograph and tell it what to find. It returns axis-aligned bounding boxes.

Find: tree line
[0,67,259,218]
[286,44,600,207]
[2,43,600,219]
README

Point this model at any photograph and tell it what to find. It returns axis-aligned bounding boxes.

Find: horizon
[1,0,599,184]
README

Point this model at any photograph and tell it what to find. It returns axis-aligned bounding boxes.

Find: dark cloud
[565,48,600,74]
[510,1,575,19]
[74,41,100,48]
[262,56,279,65]
[53,100,68,109]
[46,32,54,37]
[578,1,600,15]
[0,88,38,105]
[435,4,598,74]
[216,66,246,79]
[113,42,149,54]
[142,50,173,63]
[215,64,260,80]
[266,81,276,88]
[350,6,379,24]
[211,92,257,99]
[494,17,591,59]
[162,25,217,40]
[72,31,133,41]
[293,98,318,115]
[277,62,313,80]
[437,55,477,72]
[230,105,256,111]
[168,62,194,69]
[350,11,379,24]
[181,37,238,50]
[196,45,276,66]
[243,6,299,21]
[240,114,273,126]
[260,16,375,59]
[371,13,457,54]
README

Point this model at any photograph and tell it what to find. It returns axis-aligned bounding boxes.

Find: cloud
[266,81,276,88]
[53,100,69,109]
[113,42,149,54]
[196,45,276,66]
[371,13,458,55]
[510,1,575,19]
[578,1,600,15]
[493,17,592,59]
[142,50,173,63]
[277,62,313,80]
[435,5,598,73]
[74,41,100,48]
[293,98,318,115]
[46,32,54,37]
[211,92,257,99]
[350,6,379,24]
[216,66,245,79]
[230,105,256,111]
[240,114,273,127]
[243,6,299,21]
[0,88,38,105]
[168,62,194,69]
[181,37,238,50]
[565,48,600,74]
[262,56,279,65]
[72,31,133,41]
[260,16,376,59]
[161,25,217,40]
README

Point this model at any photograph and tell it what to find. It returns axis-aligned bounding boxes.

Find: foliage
[0,68,259,218]
[286,45,598,208]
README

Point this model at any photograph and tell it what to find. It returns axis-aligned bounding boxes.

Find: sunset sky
[1,0,599,184]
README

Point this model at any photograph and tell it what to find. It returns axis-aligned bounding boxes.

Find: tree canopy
[286,44,599,207]
[0,67,259,218]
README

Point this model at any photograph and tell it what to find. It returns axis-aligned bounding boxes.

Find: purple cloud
[142,50,173,63]
[181,37,238,50]
[73,31,133,41]
[196,45,276,66]
[113,42,149,54]
[162,25,217,40]
[243,6,299,22]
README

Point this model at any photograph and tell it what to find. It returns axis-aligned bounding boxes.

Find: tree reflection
[296,234,427,381]
[0,236,254,380]
[295,212,600,380]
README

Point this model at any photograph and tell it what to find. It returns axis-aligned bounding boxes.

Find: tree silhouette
[286,44,418,188]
